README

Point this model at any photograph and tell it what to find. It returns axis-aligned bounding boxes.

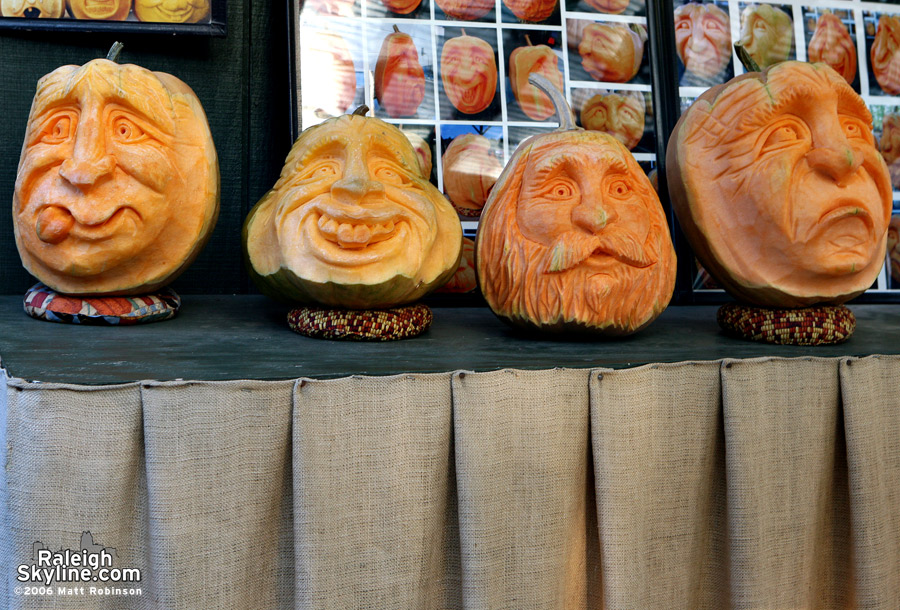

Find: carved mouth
[83,0,118,18]
[35,205,142,243]
[156,4,195,20]
[817,204,873,228]
[23,7,41,17]
[316,213,398,249]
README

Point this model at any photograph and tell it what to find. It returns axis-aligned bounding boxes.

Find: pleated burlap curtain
[2,356,898,609]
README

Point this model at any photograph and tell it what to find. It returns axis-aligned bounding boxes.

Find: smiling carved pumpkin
[66,0,130,19]
[441,31,497,114]
[134,0,209,23]
[2,0,65,18]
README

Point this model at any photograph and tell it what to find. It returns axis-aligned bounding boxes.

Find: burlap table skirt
[1,356,898,609]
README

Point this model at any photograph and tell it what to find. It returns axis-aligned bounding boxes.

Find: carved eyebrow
[836,86,873,127]
[296,132,348,165]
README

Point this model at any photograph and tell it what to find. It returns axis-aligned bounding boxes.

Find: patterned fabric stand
[288,303,433,341]
[717,302,855,345]
[23,283,181,325]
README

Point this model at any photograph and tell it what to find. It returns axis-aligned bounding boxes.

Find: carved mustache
[543,229,653,273]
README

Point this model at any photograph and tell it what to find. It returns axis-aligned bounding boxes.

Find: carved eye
[301,160,339,180]
[675,19,691,31]
[703,18,724,32]
[841,117,870,142]
[112,116,148,143]
[373,163,408,185]
[544,178,576,200]
[608,178,632,198]
[761,119,809,153]
[40,112,76,145]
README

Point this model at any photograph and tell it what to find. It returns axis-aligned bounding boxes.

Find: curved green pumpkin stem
[733,42,760,72]
[106,41,124,63]
[352,105,370,116]
[528,73,577,131]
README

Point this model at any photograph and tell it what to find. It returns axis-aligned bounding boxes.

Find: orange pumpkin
[738,4,793,69]
[380,0,420,14]
[441,31,497,114]
[14,56,219,296]
[436,0,491,20]
[67,0,130,19]
[476,74,675,335]
[872,15,900,95]
[2,0,65,18]
[243,109,462,309]
[134,0,209,22]
[667,61,891,307]
[302,31,357,119]
[404,131,433,178]
[442,133,503,216]
[580,91,644,150]
[578,23,646,83]
[436,237,477,292]
[808,11,856,84]
[375,26,426,118]
[509,36,564,121]
[502,0,555,22]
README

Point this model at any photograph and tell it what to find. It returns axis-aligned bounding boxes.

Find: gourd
[501,0,556,23]
[476,74,675,335]
[667,61,892,307]
[243,108,463,309]
[580,91,645,150]
[134,0,209,23]
[872,15,900,95]
[375,26,426,118]
[13,47,219,296]
[442,133,503,216]
[807,11,856,84]
[738,4,793,69]
[2,0,65,18]
[578,23,646,83]
[508,35,564,121]
[436,0,491,20]
[441,31,497,114]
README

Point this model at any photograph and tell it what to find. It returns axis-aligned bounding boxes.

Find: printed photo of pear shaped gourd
[475,74,676,335]
[243,108,463,310]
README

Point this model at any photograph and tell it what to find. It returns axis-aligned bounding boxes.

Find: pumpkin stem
[733,42,760,72]
[392,24,400,33]
[528,73,577,131]
[525,34,533,46]
[352,105,370,116]
[106,41,124,63]
[461,28,467,36]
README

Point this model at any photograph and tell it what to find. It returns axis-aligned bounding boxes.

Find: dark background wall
[0,0,292,295]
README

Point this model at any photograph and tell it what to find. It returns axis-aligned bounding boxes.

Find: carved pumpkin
[578,23,646,83]
[807,11,856,84]
[243,109,463,309]
[583,0,627,15]
[66,0,130,19]
[14,57,219,296]
[404,131,433,178]
[674,3,731,82]
[880,113,900,190]
[436,0,491,20]
[2,0,65,18]
[375,26,426,118]
[872,15,900,95]
[302,31,357,119]
[380,0,419,14]
[441,31,497,114]
[580,91,644,150]
[442,133,503,216]
[436,237,476,292]
[738,4,793,69]
[509,37,564,121]
[667,61,892,307]
[476,75,676,335]
[134,0,209,22]
[502,0,555,22]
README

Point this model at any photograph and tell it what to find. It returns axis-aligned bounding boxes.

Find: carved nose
[331,177,384,205]
[807,146,863,186]
[572,202,616,234]
[59,155,116,189]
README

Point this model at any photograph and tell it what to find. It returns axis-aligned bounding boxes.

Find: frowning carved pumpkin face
[580,92,645,150]
[674,3,731,80]
[66,0,130,19]
[807,12,856,84]
[134,0,209,22]
[1,0,65,18]
[872,15,900,95]
[14,58,219,296]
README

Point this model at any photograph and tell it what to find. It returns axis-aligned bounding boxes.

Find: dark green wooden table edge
[1,295,897,384]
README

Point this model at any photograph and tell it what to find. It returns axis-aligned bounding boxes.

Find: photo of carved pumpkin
[404,131,433,178]
[509,37,563,121]
[14,57,220,296]
[667,61,892,307]
[674,3,732,84]
[888,215,900,286]
[67,0,130,19]
[436,0,491,20]
[441,31,498,115]
[243,110,462,309]
[476,75,676,335]
[880,113,900,190]
[436,237,477,293]
[375,26,426,118]
[738,4,793,69]
[578,23,646,83]
[580,91,645,150]
[1,0,65,18]
[134,0,209,22]
[302,31,357,121]
[872,15,900,95]
[304,0,355,17]
[442,133,503,216]
[807,11,856,85]
[582,0,627,15]
[379,0,420,15]
[502,0,555,22]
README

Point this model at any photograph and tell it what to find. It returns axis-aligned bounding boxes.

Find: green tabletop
[0,295,898,384]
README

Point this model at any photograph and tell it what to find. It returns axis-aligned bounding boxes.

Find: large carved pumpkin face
[674,3,731,80]
[668,62,891,306]
[14,59,219,296]
[243,113,462,308]
[808,12,856,84]
[580,92,645,150]
[66,0,130,19]
[441,34,497,114]
[872,15,900,95]
[738,4,793,69]
[134,0,209,22]
[1,0,64,18]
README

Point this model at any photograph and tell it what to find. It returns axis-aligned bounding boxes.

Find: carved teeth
[319,214,398,247]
